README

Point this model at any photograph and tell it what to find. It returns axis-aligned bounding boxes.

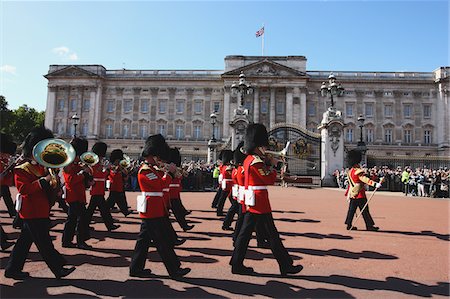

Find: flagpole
[262,23,265,56]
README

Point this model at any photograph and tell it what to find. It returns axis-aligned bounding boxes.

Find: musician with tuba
[85,142,120,232]
[230,123,303,276]
[106,149,132,216]
[4,126,75,280]
[61,137,93,250]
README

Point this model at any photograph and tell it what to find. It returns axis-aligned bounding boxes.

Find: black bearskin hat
[347,150,362,167]
[217,150,224,162]
[92,142,107,157]
[221,150,233,165]
[233,141,246,165]
[22,126,54,158]
[70,137,88,157]
[110,149,124,163]
[141,134,170,161]
[168,148,181,167]
[244,123,269,154]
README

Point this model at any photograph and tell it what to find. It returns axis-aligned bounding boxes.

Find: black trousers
[231,212,293,272]
[170,198,189,229]
[232,203,244,242]
[1,223,9,247]
[86,195,115,230]
[1,185,16,217]
[6,218,66,276]
[211,188,222,208]
[62,202,90,245]
[345,197,375,228]
[106,191,129,215]
[223,199,239,228]
[216,190,232,215]
[130,218,181,276]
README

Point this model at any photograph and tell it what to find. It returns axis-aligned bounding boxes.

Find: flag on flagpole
[255,26,264,37]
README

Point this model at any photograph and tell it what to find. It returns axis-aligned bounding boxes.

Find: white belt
[169,184,180,187]
[162,188,170,192]
[143,192,163,197]
[222,179,233,182]
[248,186,268,190]
[93,178,106,182]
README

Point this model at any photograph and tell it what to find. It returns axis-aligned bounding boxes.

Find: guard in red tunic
[345,150,382,231]
[129,134,190,278]
[230,124,303,276]
[106,149,132,216]
[62,137,93,249]
[86,142,119,232]
[231,141,246,242]
[211,151,224,209]
[0,133,17,218]
[216,150,234,217]
[222,147,241,231]
[5,127,75,280]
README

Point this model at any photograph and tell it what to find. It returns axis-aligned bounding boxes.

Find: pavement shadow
[274,218,321,223]
[280,232,353,240]
[180,247,302,262]
[272,210,305,214]
[286,248,398,260]
[378,230,450,241]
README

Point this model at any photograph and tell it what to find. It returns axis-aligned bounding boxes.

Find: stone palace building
[44,55,450,166]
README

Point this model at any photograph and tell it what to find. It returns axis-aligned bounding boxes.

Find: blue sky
[1,0,448,111]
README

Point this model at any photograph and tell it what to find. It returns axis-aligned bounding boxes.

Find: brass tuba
[80,151,99,166]
[119,154,131,170]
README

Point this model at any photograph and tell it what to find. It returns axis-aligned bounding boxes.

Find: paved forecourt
[1,186,449,298]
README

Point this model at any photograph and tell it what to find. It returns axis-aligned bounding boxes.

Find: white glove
[375,182,382,189]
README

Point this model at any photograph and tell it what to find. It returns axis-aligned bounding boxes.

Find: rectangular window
[123,123,130,137]
[403,104,412,118]
[424,130,432,144]
[106,124,113,138]
[213,102,220,113]
[158,124,166,136]
[83,99,90,111]
[194,101,203,114]
[346,128,353,142]
[404,129,412,143]
[244,100,252,111]
[276,101,285,114]
[193,125,202,139]
[70,99,77,111]
[385,129,392,143]
[366,128,374,143]
[141,100,149,113]
[58,99,65,111]
[423,105,431,118]
[176,100,185,114]
[384,91,393,96]
[159,100,167,114]
[57,122,64,135]
[308,103,316,117]
[175,125,184,139]
[346,103,354,117]
[82,122,88,136]
[139,124,148,138]
[384,104,393,117]
[213,125,220,139]
[107,100,114,113]
[123,100,132,113]
[261,100,268,114]
[365,103,374,117]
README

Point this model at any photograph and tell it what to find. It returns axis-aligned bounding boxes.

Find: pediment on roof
[45,66,102,79]
[222,59,307,78]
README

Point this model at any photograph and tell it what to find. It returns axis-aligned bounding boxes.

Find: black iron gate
[268,123,321,183]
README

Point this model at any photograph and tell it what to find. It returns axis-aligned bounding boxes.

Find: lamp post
[320,73,345,108]
[71,113,80,137]
[231,71,254,109]
[357,114,367,165]
[208,113,218,164]
[210,112,217,142]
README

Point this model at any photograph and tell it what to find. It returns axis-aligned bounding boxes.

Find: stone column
[93,84,103,139]
[286,88,293,124]
[300,89,307,128]
[253,87,259,123]
[269,88,276,129]
[223,87,231,138]
[45,86,57,131]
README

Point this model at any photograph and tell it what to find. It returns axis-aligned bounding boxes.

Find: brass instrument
[264,141,316,170]
[80,151,99,166]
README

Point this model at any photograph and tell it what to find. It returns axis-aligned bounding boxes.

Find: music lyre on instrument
[265,141,316,170]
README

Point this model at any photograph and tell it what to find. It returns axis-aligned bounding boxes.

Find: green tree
[9,105,46,143]
[0,95,13,133]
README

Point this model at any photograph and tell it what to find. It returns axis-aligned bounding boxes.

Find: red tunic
[109,169,124,192]
[231,168,239,201]
[138,164,172,219]
[0,154,14,186]
[15,162,50,219]
[236,165,246,213]
[63,163,86,204]
[90,164,109,196]
[346,166,377,199]
[221,165,233,191]
[244,155,277,214]
[169,176,182,200]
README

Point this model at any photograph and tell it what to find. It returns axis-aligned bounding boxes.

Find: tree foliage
[0,96,46,143]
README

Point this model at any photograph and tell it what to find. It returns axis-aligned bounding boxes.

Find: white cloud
[52,46,79,61]
[0,65,17,75]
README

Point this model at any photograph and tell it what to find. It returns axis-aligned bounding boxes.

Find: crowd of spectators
[334,166,450,198]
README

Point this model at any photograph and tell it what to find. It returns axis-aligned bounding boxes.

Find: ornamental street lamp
[231,71,254,108]
[71,113,80,137]
[357,114,367,165]
[210,112,217,142]
[320,73,345,108]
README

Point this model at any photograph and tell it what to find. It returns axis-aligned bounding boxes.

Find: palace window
[158,124,166,136]
[141,100,149,113]
[308,102,316,116]
[81,122,88,136]
[57,121,64,135]
[366,128,374,143]
[123,123,130,137]
[58,99,65,111]
[176,99,185,114]
[384,128,393,143]
[213,102,220,113]
[123,100,132,113]
[346,128,353,142]
[193,125,202,139]
[424,130,432,144]
[213,125,220,139]
[70,99,77,111]
[194,101,203,114]
[346,103,354,117]
[106,124,113,138]
[384,104,393,117]
[384,91,393,96]
[244,100,252,111]
[175,124,184,139]
[365,103,374,117]
[423,104,431,118]
[261,99,268,114]
[83,99,90,111]
[404,129,412,143]
[107,100,114,113]
[403,104,412,118]
[139,124,148,138]
[276,101,285,114]
[159,100,167,114]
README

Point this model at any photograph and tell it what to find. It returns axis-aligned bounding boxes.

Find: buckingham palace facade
[44,55,450,164]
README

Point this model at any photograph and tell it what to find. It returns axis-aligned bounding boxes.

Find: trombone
[265,141,317,170]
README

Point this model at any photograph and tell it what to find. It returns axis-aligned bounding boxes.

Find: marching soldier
[129,134,190,278]
[230,123,303,276]
[5,126,75,280]
[216,150,234,217]
[62,137,93,249]
[106,149,132,216]
[231,141,246,242]
[0,133,17,218]
[222,147,240,231]
[345,150,382,231]
[86,142,120,232]
[211,151,224,209]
